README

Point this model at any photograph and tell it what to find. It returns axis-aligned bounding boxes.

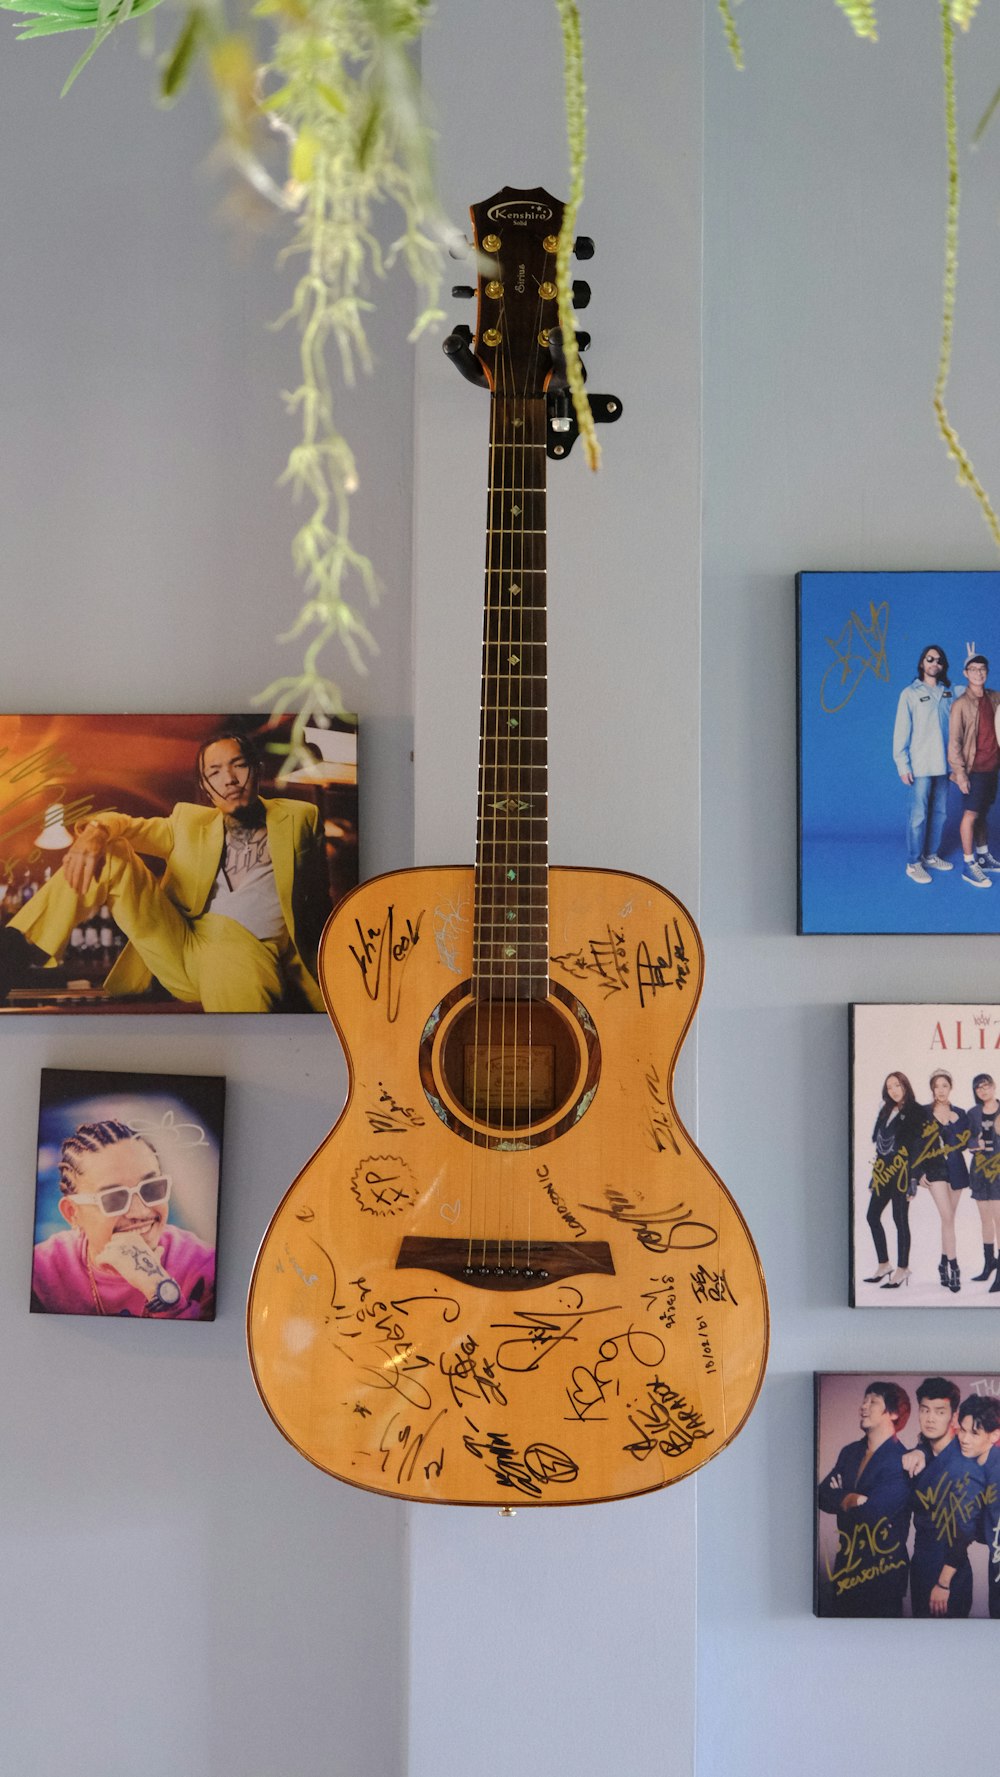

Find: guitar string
[495,276,521,1264]
[514,348,535,1256]
[505,334,521,1259]
[467,259,494,1271]
[482,265,514,1268]
[491,308,508,1264]
[473,293,503,1269]
[497,292,516,1264]
[523,259,552,1270]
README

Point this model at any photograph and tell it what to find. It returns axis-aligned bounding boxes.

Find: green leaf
[159,7,204,104]
[355,96,383,170]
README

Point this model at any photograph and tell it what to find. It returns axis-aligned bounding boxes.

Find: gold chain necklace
[84,1244,107,1316]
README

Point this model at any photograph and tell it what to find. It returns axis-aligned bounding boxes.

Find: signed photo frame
[30,1067,226,1320]
[815,1370,1000,1619]
[851,1005,1000,1308]
[0,713,357,1013]
[797,570,1000,933]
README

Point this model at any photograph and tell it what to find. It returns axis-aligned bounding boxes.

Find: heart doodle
[440,1200,461,1223]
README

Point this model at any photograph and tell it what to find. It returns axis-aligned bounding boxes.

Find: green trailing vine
[250,0,445,727]
[554,0,596,471]
[7,0,1000,688]
[0,0,595,731]
[716,2,743,73]
[934,0,1000,547]
[716,0,1000,552]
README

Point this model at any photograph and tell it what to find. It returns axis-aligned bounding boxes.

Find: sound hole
[419,980,600,1149]
[445,999,571,1129]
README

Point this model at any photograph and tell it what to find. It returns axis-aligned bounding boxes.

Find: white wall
[408,5,702,1775]
[700,4,1000,1772]
[0,34,414,1777]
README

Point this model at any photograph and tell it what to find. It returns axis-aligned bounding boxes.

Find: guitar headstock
[443,185,620,458]
[466,186,566,398]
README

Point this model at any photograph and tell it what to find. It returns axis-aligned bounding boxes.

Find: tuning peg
[546,329,588,387]
[575,331,591,353]
[573,236,595,260]
[451,285,475,299]
[546,328,568,379]
[448,235,472,259]
[442,325,488,387]
[571,280,591,310]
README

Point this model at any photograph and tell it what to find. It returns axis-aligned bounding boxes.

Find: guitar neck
[473,394,549,1001]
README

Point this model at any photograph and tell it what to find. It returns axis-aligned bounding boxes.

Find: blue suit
[976,1445,1000,1619]
[910,1437,983,1616]
[818,1436,910,1616]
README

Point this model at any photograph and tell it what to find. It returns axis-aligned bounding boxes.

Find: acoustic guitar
[248,187,768,1506]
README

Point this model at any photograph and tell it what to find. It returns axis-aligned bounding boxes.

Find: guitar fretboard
[473,396,548,1000]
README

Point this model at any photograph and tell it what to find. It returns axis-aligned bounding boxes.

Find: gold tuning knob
[482,233,501,253]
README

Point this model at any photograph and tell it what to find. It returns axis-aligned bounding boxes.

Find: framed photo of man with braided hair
[30,1068,226,1320]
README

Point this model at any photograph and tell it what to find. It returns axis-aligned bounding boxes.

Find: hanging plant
[717,0,1000,550]
[0,0,593,737]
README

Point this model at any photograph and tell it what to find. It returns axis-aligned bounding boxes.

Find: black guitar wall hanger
[546,388,622,460]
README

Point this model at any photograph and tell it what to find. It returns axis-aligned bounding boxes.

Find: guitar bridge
[395,1235,614,1292]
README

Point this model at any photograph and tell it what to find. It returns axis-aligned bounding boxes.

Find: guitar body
[247,862,768,1506]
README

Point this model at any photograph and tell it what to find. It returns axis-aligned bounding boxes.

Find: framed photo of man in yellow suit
[0,713,358,1014]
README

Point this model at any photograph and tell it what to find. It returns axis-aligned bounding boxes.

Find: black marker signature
[565,1327,666,1422]
[366,1081,426,1136]
[462,1429,578,1497]
[349,905,424,1023]
[359,1340,434,1410]
[440,1334,508,1409]
[623,1377,713,1461]
[550,922,690,1003]
[378,1408,448,1485]
[690,1264,738,1308]
[645,1063,681,1156]
[579,1188,717,1256]
[491,1304,619,1374]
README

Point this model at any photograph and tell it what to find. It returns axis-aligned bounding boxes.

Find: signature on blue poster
[798,570,1000,934]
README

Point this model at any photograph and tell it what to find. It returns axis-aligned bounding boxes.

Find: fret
[474,910,550,919]
[476,934,550,944]
[475,867,548,879]
[483,647,546,667]
[475,945,550,957]
[483,544,546,572]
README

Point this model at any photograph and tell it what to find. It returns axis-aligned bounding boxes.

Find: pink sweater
[31,1224,216,1319]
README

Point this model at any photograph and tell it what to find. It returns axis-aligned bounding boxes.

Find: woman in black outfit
[864,1071,920,1289]
[911,1068,971,1293]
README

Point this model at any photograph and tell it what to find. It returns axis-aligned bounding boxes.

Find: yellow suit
[11,798,326,1013]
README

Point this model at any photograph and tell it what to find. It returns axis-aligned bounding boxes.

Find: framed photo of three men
[798,570,1000,933]
[0,713,357,1014]
[815,1372,1000,1619]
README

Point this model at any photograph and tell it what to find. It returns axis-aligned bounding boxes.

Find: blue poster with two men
[798,570,1000,934]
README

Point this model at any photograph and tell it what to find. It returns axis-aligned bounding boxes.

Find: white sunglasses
[66,1175,172,1217]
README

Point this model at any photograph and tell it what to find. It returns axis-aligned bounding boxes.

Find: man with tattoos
[31,1120,215,1318]
[0,728,327,1012]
